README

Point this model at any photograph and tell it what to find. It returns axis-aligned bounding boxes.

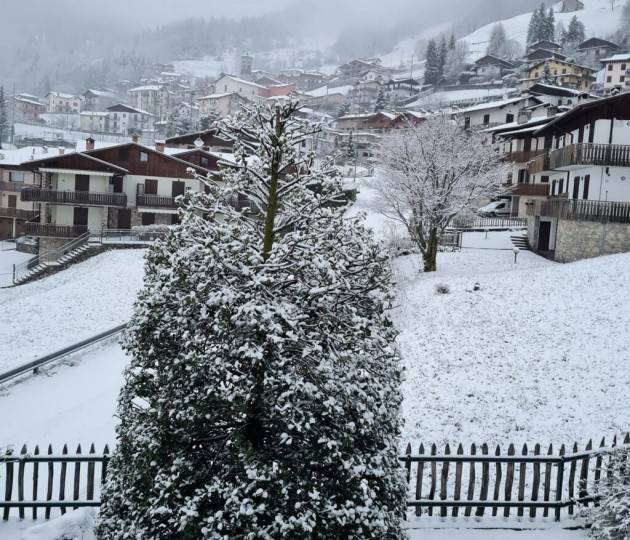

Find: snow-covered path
[0,249,145,373]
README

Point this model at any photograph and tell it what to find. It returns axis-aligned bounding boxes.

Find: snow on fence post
[17,444,27,519]
[3,448,13,520]
[72,444,82,510]
[555,448,565,522]
[59,444,68,515]
[32,445,40,520]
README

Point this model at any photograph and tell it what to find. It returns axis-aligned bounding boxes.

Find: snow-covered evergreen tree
[540,61,554,83]
[424,39,441,85]
[444,40,470,84]
[96,101,406,539]
[543,7,556,42]
[166,107,193,138]
[589,448,630,539]
[438,37,449,83]
[562,15,586,49]
[527,7,542,45]
[337,100,351,118]
[487,24,507,57]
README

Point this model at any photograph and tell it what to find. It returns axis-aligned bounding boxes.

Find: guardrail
[21,188,127,208]
[0,324,126,385]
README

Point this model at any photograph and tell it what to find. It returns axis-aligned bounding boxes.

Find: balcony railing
[527,198,630,224]
[136,194,178,209]
[21,188,127,207]
[507,183,550,197]
[549,143,630,169]
[505,150,546,163]
[24,223,89,238]
[0,207,39,220]
[527,153,551,175]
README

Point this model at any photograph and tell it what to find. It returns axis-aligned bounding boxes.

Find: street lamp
[513,246,520,264]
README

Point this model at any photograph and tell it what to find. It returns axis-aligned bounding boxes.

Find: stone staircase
[11,233,92,286]
[511,233,530,251]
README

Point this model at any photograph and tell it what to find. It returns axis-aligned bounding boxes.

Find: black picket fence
[2,435,628,522]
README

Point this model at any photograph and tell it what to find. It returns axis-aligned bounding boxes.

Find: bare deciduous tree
[377,115,508,272]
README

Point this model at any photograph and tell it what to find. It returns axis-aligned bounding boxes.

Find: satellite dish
[194,137,204,148]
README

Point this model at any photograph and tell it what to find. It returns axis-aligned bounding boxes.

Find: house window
[621,76,626,83]
[541,176,549,183]
[551,180,557,195]
[9,171,25,183]
[622,64,627,70]
[140,152,148,162]
[572,176,581,199]
[562,69,567,74]
[144,179,158,195]
[506,113,514,123]
[141,212,155,226]
[559,179,564,193]
[483,114,490,125]
[608,64,614,71]
[534,72,539,78]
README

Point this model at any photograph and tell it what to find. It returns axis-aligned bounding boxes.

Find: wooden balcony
[136,194,178,209]
[507,183,550,197]
[505,150,545,163]
[0,207,38,220]
[549,143,630,169]
[24,223,89,238]
[527,198,630,224]
[527,153,551,175]
[21,188,127,207]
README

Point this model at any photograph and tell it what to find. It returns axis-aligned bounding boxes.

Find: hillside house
[0,149,41,239]
[14,94,46,123]
[214,74,268,99]
[521,92,630,260]
[601,54,630,94]
[456,95,541,129]
[80,112,110,133]
[127,85,172,123]
[521,60,595,92]
[528,40,563,53]
[82,90,119,111]
[165,129,233,152]
[106,104,154,135]
[196,92,248,119]
[473,56,517,80]
[577,38,619,66]
[18,138,219,252]
[335,112,396,132]
[523,49,567,63]
[46,92,82,114]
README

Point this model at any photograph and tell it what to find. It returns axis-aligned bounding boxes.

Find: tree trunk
[423,228,439,272]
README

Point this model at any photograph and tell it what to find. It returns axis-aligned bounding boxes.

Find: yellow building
[521,59,595,92]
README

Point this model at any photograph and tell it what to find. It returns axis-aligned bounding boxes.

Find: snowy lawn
[0,249,145,373]
[348,176,630,448]
[406,529,587,540]
[0,340,127,449]
[0,248,32,281]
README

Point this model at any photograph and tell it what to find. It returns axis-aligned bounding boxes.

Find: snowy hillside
[380,0,623,67]
[463,0,622,60]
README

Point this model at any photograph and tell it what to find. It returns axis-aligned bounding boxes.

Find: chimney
[155,140,165,153]
[547,105,559,117]
[517,109,532,124]
[131,133,140,144]
[85,137,95,151]
[59,148,65,155]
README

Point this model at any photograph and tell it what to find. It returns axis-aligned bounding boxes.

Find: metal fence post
[555,457,565,522]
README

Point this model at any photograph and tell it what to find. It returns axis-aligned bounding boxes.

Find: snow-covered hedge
[589,448,630,540]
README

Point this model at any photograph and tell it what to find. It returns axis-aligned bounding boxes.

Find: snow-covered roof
[215,74,267,90]
[46,92,78,100]
[107,103,153,116]
[601,53,630,63]
[128,85,165,93]
[84,89,117,98]
[456,96,532,114]
[80,111,110,117]
[15,96,45,107]
[306,84,354,98]
[197,92,242,101]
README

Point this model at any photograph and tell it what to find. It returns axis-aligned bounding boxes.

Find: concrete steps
[511,234,530,251]
[13,244,92,285]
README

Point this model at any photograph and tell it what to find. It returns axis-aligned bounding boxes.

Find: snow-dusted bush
[435,283,451,295]
[96,101,406,539]
[589,448,630,540]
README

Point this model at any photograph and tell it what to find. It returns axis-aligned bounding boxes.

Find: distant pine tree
[424,39,440,85]
[449,33,456,50]
[527,7,541,45]
[562,15,586,48]
[487,23,507,57]
[544,7,556,42]
[439,36,449,84]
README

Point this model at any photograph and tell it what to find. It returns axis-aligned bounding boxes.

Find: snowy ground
[407,529,587,540]
[349,177,630,449]
[0,249,145,373]
[0,247,32,284]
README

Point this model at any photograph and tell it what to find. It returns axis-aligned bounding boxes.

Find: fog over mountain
[0,0,541,93]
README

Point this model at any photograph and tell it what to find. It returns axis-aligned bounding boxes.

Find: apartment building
[127,85,172,123]
[14,94,46,123]
[601,54,630,94]
[107,104,154,135]
[196,92,249,119]
[46,92,82,114]
[19,137,217,252]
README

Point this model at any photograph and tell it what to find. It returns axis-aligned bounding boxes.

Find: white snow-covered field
[349,178,630,449]
[0,340,127,449]
[0,249,145,373]
[407,529,587,540]
[0,248,32,278]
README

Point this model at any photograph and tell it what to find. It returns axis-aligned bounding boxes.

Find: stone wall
[554,219,630,263]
